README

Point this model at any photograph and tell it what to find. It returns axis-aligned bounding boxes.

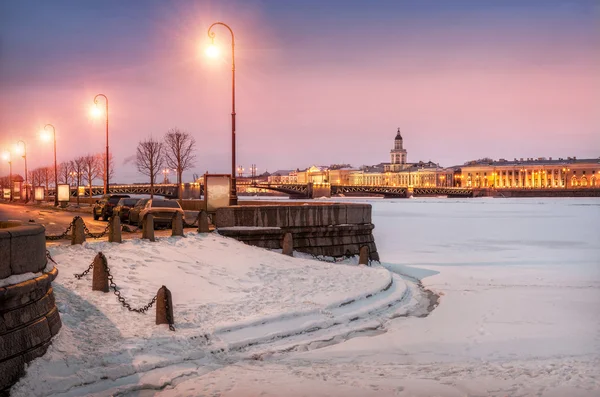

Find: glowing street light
[41,124,58,206]
[205,44,219,58]
[92,94,109,194]
[207,21,238,205]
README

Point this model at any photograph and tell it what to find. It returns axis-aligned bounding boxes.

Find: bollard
[197,210,210,233]
[156,285,174,326]
[282,232,294,256]
[359,246,369,265]
[108,216,122,243]
[171,212,184,237]
[71,217,86,245]
[142,214,155,242]
[92,252,109,292]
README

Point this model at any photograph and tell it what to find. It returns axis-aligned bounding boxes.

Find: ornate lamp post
[92,94,109,194]
[2,151,12,201]
[41,124,58,206]
[16,140,27,202]
[207,22,238,205]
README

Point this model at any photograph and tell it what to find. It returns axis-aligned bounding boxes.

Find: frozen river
[171,197,600,396]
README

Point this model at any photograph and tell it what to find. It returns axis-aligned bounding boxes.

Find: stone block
[46,306,62,336]
[0,316,51,361]
[0,288,55,333]
[8,225,46,276]
[71,217,86,245]
[345,204,371,224]
[215,207,234,228]
[109,216,122,243]
[359,246,369,265]
[142,214,155,241]
[282,232,293,256]
[171,212,184,237]
[156,285,174,326]
[0,233,10,279]
[197,211,210,233]
[92,253,109,292]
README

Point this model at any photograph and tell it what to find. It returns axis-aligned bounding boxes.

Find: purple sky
[1,0,599,183]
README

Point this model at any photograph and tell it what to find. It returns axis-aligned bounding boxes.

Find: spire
[395,127,402,140]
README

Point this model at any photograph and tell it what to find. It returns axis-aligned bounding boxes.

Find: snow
[0,261,54,287]
[10,197,600,396]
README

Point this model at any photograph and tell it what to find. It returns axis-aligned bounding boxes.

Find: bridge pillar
[309,183,331,199]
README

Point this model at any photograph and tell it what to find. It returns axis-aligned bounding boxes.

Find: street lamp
[16,140,28,202]
[162,168,170,184]
[207,21,238,205]
[92,94,109,194]
[2,151,12,201]
[41,124,58,206]
[237,165,244,177]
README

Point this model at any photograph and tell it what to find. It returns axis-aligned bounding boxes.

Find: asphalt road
[0,202,109,235]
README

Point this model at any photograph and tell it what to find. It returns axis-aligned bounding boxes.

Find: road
[0,202,108,235]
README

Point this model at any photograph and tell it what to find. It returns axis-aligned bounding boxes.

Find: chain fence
[45,215,111,240]
[70,253,174,330]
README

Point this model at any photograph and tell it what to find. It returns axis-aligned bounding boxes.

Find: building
[384,128,408,172]
[451,157,600,188]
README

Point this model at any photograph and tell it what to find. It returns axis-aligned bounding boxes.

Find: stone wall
[215,203,379,261]
[0,222,62,392]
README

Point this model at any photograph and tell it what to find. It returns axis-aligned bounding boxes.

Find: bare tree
[82,154,101,197]
[42,167,54,194]
[164,128,196,199]
[97,152,115,189]
[58,162,72,185]
[136,137,164,198]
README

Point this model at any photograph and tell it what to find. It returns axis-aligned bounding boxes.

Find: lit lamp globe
[40,130,52,142]
[90,105,102,118]
[1,151,9,161]
[205,44,219,58]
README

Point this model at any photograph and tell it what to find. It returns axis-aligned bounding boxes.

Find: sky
[0,0,599,183]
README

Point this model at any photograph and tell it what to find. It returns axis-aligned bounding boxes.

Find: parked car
[113,198,140,223]
[138,199,184,228]
[93,194,131,221]
[128,198,150,225]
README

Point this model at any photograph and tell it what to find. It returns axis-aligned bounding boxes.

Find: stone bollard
[171,212,184,237]
[108,216,122,243]
[71,217,86,245]
[197,210,210,233]
[359,246,370,265]
[92,252,109,292]
[142,214,155,242]
[156,285,174,327]
[282,232,294,256]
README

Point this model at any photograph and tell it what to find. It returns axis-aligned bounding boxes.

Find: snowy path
[10,233,427,397]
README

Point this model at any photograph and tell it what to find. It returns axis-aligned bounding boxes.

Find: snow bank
[10,232,407,397]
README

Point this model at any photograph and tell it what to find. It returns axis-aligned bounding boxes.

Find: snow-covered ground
[9,197,600,396]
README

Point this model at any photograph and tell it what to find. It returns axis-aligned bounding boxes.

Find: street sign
[34,187,45,201]
[57,184,70,202]
[204,174,231,212]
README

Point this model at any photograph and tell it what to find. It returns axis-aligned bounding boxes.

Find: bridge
[255,183,473,199]
[48,183,203,200]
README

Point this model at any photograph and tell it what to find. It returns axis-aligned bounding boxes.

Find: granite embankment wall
[215,203,379,261]
[0,222,61,392]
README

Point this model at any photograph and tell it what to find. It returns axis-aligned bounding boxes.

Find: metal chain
[183,218,198,228]
[46,250,57,265]
[164,290,175,331]
[45,218,75,240]
[83,219,111,239]
[102,254,158,313]
[73,257,95,279]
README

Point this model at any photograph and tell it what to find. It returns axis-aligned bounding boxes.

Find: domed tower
[390,128,407,166]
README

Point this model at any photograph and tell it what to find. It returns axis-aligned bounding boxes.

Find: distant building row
[267,129,600,189]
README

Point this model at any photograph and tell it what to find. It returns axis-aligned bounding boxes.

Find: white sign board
[57,184,71,202]
[205,174,231,212]
[34,186,45,201]
[3,188,10,199]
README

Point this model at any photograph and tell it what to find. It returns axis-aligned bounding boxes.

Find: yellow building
[452,157,600,188]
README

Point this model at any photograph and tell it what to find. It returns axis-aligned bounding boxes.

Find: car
[113,198,140,223]
[92,194,131,221]
[138,199,184,228]
[128,198,150,225]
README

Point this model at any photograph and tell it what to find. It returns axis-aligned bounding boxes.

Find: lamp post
[41,124,58,206]
[16,140,27,202]
[2,151,12,201]
[162,168,170,184]
[207,22,238,205]
[93,94,109,194]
